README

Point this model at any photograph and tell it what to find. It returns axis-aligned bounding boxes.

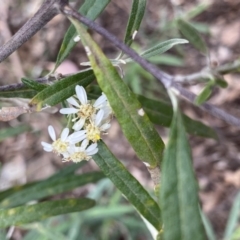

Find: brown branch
[0,0,69,63]
[60,5,240,128]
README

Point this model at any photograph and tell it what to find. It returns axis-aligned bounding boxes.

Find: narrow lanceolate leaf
[0,198,95,228]
[124,0,146,47]
[177,19,208,55]
[0,162,86,202]
[30,70,94,109]
[70,19,164,168]
[194,83,212,106]
[54,0,111,71]
[137,95,217,139]
[21,78,47,91]
[224,191,240,240]
[0,85,36,99]
[140,39,188,59]
[0,172,104,208]
[0,125,30,142]
[93,141,161,230]
[160,109,206,240]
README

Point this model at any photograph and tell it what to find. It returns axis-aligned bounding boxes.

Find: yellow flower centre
[52,139,68,154]
[86,124,101,142]
[70,152,90,163]
[78,104,95,119]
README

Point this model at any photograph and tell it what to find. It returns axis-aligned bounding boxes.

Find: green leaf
[0,198,95,228]
[215,77,228,88]
[177,19,208,55]
[194,83,212,105]
[54,0,111,71]
[0,172,104,208]
[224,191,240,240]
[138,95,217,139]
[0,85,37,99]
[93,141,161,230]
[160,108,206,240]
[0,162,86,202]
[0,125,31,142]
[140,39,188,59]
[30,70,95,109]
[201,211,216,240]
[124,0,146,47]
[21,78,47,91]
[70,18,164,168]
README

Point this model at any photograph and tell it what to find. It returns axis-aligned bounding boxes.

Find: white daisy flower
[60,85,112,131]
[63,139,98,163]
[41,125,86,156]
[85,109,111,142]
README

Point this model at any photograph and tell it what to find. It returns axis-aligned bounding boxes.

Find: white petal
[60,108,78,114]
[93,94,107,108]
[86,143,97,152]
[68,130,86,144]
[41,142,52,148]
[48,125,56,141]
[72,118,85,131]
[86,145,98,155]
[67,97,80,108]
[95,109,104,126]
[81,139,89,150]
[43,147,53,152]
[76,85,87,104]
[61,128,69,141]
[100,123,111,131]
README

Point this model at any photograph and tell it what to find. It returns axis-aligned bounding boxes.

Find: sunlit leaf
[124,0,146,47]
[93,141,161,230]
[30,70,94,109]
[70,18,164,168]
[0,198,95,228]
[160,108,206,240]
[177,19,208,55]
[0,172,104,208]
[54,0,111,71]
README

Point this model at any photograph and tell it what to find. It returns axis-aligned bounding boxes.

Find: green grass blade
[30,70,94,109]
[160,109,206,240]
[54,0,111,71]
[0,198,95,228]
[93,141,161,230]
[70,18,164,168]
[138,95,217,139]
[124,0,146,47]
[224,191,240,240]
[0,125,31,142]
[0,172,104,208]
[140,38,188,59]
[177,19,208,55]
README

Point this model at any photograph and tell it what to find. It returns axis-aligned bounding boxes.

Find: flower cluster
[41,85,112,163]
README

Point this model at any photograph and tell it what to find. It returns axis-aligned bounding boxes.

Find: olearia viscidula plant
[41,85,112,162]
[0,1,240,240]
